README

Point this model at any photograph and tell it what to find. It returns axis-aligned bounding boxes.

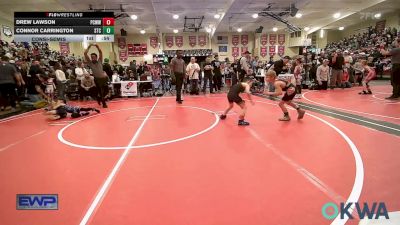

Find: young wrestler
[220,77,255,126]
[45,100,100,120]
[359,59,376,95]
[265,70,306,121]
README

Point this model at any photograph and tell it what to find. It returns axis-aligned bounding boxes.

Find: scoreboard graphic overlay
[14,12,114,42]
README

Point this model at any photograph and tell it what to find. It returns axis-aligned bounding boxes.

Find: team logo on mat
[17,194,58,210]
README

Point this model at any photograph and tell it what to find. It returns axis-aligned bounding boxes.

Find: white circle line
[254,100,364,225]
[302,91,400,120]
[57,105,219,150]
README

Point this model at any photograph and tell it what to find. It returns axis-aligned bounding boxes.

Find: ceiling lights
[339,27,344,31]
[237,28,242,32]
[140,29,146,34]
[333,13,341,19]
[304,27,310,31]
[173,14,179,19]
[374,13,381,18]
[173,29,178,33]
[252,13,258,19]
[272,27,278,32]
[130,15,138,20]
[295,13,302,18]
[214,14,221,19]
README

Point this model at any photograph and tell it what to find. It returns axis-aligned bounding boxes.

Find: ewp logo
[322,202,389,220]
[17,194,58,210]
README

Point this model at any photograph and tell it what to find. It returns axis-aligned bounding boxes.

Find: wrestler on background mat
[45,100,100,120]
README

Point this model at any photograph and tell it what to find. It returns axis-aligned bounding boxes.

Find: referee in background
[170,50,186,104]
[381,38,400,99]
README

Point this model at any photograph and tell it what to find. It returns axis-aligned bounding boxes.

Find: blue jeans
[20,94,43,107]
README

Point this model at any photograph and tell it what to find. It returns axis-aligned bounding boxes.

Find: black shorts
[228,94,243,104]
[282,92,296,101]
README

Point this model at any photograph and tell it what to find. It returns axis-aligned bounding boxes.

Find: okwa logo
[322,202,389,220]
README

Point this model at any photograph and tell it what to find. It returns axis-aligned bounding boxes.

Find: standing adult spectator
[54,62,67,102]
[113,60,124,75]
[186,57,200,95]
[272,56,290,75]
[316,59,330,90]
[231,58,239,85]
[212,55,223,92]
[239,51,252,81]
[203,56,214,94]
[381,38,400,99]
[170,50,186,104]
[84,43,108,108]
[29,59,44,77]
[0,56,21,110]
[329,50,345,89]
[103,58,113,81]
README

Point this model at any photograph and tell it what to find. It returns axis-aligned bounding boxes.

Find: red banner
[166,36,173,48]
[175,36,183,48]
[269,34,277,45]
[241,34,248,46]
[278,46,285,56]
[232,47,239,57]
[261,34,268,46]
[232,35,239,46]
[269,46,276,56]
[117,37,126,49]
[141,43,148,55]
[119,50,127,62]
[278,34,286,45]
[198,35,207,46]
[241,47,248,56]
[134,44,141,56]
[59,42,70,55]
[260,47,267,57]
[189,36,196,47]
[150,36,158,49]
[127,44,134,56]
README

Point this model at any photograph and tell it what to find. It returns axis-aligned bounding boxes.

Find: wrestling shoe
[220,114,227,120]
[238,120,250,126]
[297,109,306,119]
[279,115,291,121]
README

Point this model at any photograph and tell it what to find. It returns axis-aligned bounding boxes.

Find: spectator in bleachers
[80,72,97,101]
[75,61,87,82]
